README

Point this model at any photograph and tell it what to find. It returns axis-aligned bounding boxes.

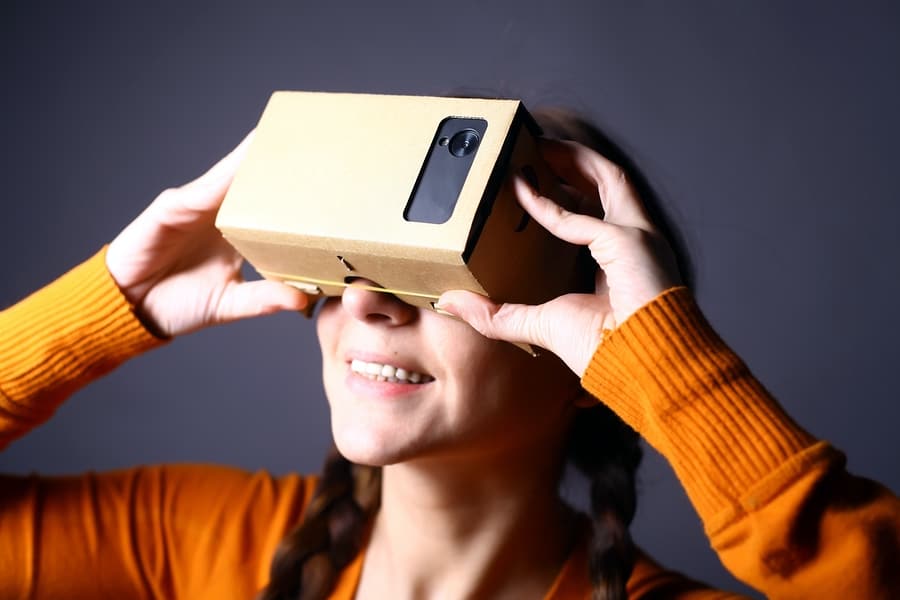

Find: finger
[539,138,653,230]
[147,131,255,228]
[175,130,256,214]
[437,290,606,375]
[436,290,551,350]
[214,279,309,324]
[513,174,618,247]
[559,182,604,220]
[537,140,599,200]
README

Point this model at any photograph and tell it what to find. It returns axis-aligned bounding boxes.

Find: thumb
[215,279,310,324]
[436,290,551,350]
[180,130,255,213]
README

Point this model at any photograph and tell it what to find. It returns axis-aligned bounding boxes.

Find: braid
[533,105,692,598]
[257,447,381,600]
[568,402,643,600]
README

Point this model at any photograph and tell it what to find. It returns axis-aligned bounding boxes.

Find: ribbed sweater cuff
[581,287,818,532]
[0,247,165,415]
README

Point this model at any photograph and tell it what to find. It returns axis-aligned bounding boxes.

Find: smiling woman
[289,111,651,600]
[0,104,897,600]
[320,282,580,465]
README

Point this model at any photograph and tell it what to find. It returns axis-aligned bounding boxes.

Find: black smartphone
[403,117,488,224]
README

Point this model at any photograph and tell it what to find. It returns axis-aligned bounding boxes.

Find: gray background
[2,2,898,597]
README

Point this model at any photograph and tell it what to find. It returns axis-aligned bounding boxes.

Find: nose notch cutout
[341,279,417,326]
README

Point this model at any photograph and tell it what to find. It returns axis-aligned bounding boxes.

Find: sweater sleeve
[581,287,900,598]
[0,247,164,451]
[0,250,316,598]
[0,464,314,599]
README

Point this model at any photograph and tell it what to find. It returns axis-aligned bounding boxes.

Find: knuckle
[590,225,640,258]
[157,187,181,201]
[534,306,554,348]
[493,303,528,340]
[614,226,660,253]
[491,303,516,331]
[550,203,567,220]
[154,187,183,208]
[596,165,627,196]
[464,302,496,337]
[549,201,572,223]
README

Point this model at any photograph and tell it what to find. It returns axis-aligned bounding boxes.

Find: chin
[331,421,419,467]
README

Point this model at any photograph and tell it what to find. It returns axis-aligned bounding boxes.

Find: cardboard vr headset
[216,91,581,314]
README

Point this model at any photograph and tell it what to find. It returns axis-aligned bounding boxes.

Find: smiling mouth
[349,359,435,384]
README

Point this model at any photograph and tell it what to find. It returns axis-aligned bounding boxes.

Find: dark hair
[257,107,692,600]
[257,449,380,600]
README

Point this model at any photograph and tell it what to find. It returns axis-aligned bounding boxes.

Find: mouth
[349,358,435,385]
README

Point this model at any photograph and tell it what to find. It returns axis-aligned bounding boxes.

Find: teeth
[350,359,432,384]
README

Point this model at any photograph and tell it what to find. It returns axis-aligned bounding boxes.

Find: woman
[0,110,896,599]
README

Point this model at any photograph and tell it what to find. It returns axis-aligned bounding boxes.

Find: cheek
[437,326,571,436]
[315,299,342,357]
[316,300,349,413]
[316,300,349,414]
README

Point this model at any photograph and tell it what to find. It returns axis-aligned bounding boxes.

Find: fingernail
[432,300,458,318]
[514,172,539,198]
[511,341,539,357]
[519,165,540,191]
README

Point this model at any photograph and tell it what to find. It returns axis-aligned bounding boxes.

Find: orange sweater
[1,249,897,599]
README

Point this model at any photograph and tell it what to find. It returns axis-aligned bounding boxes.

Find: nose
[340,280,418,326]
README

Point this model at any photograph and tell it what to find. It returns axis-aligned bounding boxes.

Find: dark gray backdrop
[2,2,898,597]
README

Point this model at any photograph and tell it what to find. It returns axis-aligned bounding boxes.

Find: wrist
[103,244,170,340]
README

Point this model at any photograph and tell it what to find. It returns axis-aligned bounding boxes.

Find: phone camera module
[448,129,480,157]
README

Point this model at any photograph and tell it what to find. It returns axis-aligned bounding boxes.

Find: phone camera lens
[448,129,480,157]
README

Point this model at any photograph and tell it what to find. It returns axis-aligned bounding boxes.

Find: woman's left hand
[436,138,682,376]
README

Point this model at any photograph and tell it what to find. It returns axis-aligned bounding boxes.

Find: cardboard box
[216,91,581,311]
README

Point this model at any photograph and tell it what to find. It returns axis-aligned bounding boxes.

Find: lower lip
[345,369,433,398]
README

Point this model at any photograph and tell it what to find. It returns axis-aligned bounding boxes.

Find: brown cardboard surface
[216,91,579,310]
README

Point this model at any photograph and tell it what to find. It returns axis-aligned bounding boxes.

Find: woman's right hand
[105,133,309,338]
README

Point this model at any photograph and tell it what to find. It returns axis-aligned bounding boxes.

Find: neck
[359,441,576,600]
